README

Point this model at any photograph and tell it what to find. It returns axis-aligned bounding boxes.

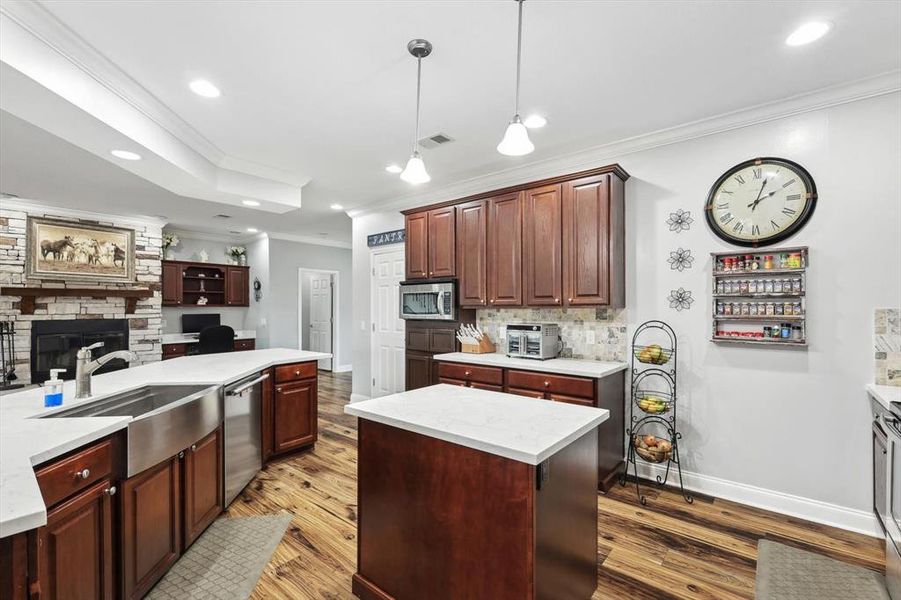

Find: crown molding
[348,70,901,219]
[268,232,352,250]
[162,228,252,245]
[0,198,168,229]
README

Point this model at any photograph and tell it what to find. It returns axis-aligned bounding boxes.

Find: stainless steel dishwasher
[224,372,269,505]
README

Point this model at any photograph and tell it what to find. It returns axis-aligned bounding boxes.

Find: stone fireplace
[0,202,163,385]
[31,318,130,383]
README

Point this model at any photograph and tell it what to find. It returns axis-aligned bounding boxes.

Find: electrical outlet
[586,330,596,345]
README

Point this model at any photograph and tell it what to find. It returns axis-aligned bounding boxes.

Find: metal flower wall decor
[667,248,694,271]
[666,209,693,233]
[668,288,694,311]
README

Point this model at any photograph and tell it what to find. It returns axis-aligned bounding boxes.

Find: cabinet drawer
[162,343,187,358]
[506,370,595,399]
[506,387,546,399]
[274,361,318,383]
[234,339,255,351]
[429,329,457,353]
[35,438,113,508]
[437,362,503,386]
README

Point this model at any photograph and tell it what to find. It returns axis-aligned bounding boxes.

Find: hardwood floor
[228,371,884,599]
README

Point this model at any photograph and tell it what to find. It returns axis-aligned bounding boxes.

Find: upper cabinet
[456,200,488,307]
[523,184,563,306]
[563,174,624,307]
[405,208,456,280]
[161,261,249,308]
[487,192,523,306]
[402,164,628,307]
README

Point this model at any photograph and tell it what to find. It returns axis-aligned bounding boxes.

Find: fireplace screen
[31,319,130,384]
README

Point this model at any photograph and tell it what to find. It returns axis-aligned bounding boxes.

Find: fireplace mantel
[0,287,153,315]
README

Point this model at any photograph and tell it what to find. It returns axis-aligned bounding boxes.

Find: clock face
[704,158,816,247]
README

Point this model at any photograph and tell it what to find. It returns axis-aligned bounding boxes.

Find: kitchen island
[345,384,607,600]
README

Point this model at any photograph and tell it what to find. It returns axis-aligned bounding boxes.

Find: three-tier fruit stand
[621,320,692,505]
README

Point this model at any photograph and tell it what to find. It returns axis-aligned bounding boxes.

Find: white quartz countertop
[432,352,628,379]
[162,329,256,344]
[0,348,330,538]
[869,384,901,411]
[345,384,609,465]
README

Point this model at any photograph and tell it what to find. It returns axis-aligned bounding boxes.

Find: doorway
[298,268,338,371]
[370,245,405,398]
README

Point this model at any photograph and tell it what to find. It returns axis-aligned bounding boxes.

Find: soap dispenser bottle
[43,369,66,408]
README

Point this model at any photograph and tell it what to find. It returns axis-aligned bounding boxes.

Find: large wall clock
[704,157,817,247]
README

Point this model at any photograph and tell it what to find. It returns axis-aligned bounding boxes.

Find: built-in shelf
[712,267,806,277]
[711,336,808,347]
[713,314,805,321]
[713,292,805,299]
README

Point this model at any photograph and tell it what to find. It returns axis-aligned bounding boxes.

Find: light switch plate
[586,330,596,345]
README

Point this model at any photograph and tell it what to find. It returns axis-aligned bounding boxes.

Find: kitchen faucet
[75,342,138,399]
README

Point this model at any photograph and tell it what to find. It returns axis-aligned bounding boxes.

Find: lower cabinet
[406,351,434,391]
[121,426,223,599]
[35,479,115,599]
[272,378,317,455]
[121,457,182,600]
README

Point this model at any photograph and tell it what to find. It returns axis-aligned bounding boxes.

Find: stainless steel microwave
[399,281,456,321]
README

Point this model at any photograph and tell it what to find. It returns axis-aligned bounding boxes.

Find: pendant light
[497,0,534,156]
[400,39,432,184]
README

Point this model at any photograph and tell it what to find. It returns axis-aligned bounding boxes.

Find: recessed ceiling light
[189,79,221,98]
[786,21,832,46]
[111,149,141,160]
[241,200,260,207]
[385,164,403,174]
[330,204,344,210]
[523,114,547,128]
[246,227,259,233]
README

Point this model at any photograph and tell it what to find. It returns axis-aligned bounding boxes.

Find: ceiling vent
[418,132,454,150]
[213,214,232,219]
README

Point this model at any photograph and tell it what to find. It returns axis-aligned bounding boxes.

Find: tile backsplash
[476,307,628,362]
[875,308,901,386]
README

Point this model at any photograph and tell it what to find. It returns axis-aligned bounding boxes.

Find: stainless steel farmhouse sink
[42,384,223,476]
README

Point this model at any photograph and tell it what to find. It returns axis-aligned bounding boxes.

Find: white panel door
[371,248,405,398]
[309,274,333,370]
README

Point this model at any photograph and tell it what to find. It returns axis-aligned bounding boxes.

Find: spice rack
[620,320,692,506]
[710,246,808,348]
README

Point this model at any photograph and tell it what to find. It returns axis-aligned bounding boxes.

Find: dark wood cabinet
[405,351,434,391]
[35,479,114,600]
[121,456,182,599]
[183,427,223,549]
[160,260,249,308]
[161,262,182,306]
[273,379,317,454]
[563,174,624,307]
[233,338,255,351]
[226,266,249,306]
[487,192,523,306]
[523,184,563,306]
[405,212,429,279]
[428,207,456,278]
[162,338,256,360]
[456,200,488,307]
[404,323,467,391]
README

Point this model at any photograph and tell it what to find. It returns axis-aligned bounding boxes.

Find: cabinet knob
[276,387,282,393]
[543,381,550,387]
[190,444,197,452]
[295,370,301,376]
[464,371,471,377]
[104,486,117,497]
[75,468,90,480]
[554,298,559,303]
[568,298,573,303]
[178,451,185,459]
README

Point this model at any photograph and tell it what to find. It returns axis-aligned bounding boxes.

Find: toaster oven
[506,323,561,360]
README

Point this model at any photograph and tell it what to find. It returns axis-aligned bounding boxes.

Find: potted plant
[162,233,179,260]
[227,245,247,266]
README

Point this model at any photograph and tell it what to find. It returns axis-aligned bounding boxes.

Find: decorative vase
[164,249,174,260]
[238,254,247,266]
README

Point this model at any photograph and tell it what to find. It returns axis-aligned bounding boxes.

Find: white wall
[243,235,270,347]
[350,92,901,532]
[351,213,404,399]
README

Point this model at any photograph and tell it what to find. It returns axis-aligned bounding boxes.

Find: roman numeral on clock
[753,168,762,179]
[732,221,744,233]
[782,207,797,216]
[720,212,734,225]
[786,193,801,201]
[734,174,745,185]
[716,202,729,209]
[752,224,760,236]
[770,220,780,231]
[782,178,796,188]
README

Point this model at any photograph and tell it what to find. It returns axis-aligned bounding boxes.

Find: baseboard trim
[634,462,880,537]
[333,364,353,373]
[350,393,370,403]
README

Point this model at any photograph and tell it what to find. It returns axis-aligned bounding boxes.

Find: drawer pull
[543,381,550,387]
[464,371,471,377]
[105,486,117,497]
[75,468,90,480]
[276,387,282,393]
[295,370,301,376]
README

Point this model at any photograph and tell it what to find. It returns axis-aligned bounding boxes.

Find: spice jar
[740,280,749,294]
[724,302,733,315]
[793,301,802,315]
[766,302,775,316]
[764,279,774,293]
[764,326,772,338]
[741,302,751,315]
[783,302,793,315]
[781,323,791,338]
[716,280,725,294]
[750,303,758,316]
[788,252,802,269]
[773,279,783,293]
[791,325,803,341]
[775,303,784,315]
[764,255,774,269]
[792,277,802,293]
[716,301,725,315]
[737,256,745,270]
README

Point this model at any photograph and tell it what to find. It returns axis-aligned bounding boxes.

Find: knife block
[461,335,496,354]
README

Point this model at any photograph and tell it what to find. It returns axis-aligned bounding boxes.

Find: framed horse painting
[25,217,136,283]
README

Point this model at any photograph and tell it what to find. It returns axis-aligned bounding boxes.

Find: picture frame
[26,217,136,283]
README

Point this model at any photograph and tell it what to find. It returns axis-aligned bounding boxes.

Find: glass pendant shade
[400,151,430,184]
[497,116,534,156]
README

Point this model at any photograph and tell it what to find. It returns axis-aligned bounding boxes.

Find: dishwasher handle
[226,373,270,396]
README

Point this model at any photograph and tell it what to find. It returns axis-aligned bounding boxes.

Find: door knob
[75,468,90,480]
